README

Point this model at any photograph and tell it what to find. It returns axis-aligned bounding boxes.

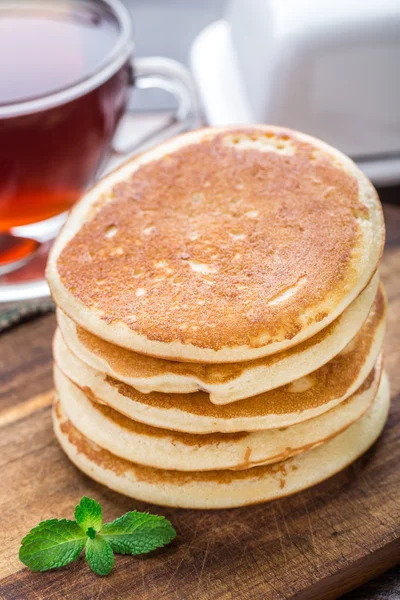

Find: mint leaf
[101,511,176,555]
[19,499,176,577]
[19,519,86,572]
[74,497,102,535]
[85,535,114,576]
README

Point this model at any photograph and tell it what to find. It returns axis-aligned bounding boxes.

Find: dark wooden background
[0,201,399,600]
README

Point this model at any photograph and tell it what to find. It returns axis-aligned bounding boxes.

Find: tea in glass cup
[0,0,198,294]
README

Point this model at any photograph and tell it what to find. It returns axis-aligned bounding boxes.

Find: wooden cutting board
[1,204,400,600]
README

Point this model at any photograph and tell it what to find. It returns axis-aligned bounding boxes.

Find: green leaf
[85,535,114,576]
[101,511,176,555]
[19,519,86,572]
[74,497,102,535]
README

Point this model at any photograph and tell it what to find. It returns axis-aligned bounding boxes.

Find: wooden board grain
[0,204,399,600]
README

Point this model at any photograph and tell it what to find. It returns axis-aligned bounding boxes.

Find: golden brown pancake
[56,359,381,471]
[57,276,380,403]
[52,372,390,509]
[47,126,384,362]
[54,281,385,433]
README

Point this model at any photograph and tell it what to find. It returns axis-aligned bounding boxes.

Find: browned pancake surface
[70,285,384,420]
[74,370,376,445]
[68,285,374,384]
[55,400,308,485]
[56,128,367,350]
[102,362,377,419]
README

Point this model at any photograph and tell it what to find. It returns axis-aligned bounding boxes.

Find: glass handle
[113,57,200,156]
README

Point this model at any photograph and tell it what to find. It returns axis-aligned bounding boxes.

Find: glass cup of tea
[0,0,199,300]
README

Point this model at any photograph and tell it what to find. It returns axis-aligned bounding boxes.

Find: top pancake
[47,126,384,362]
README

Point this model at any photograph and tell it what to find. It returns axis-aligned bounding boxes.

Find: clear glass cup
[0,0,199,301]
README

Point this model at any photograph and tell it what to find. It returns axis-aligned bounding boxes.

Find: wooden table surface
[0,203,399,600]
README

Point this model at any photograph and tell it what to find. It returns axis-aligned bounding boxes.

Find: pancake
[53,372,390,509]
[57,277,380,404]
[54,300,385,433]
[55,360,381,471]
[46,126,384,363]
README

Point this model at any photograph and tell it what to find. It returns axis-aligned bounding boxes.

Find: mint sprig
[19,497,176,576]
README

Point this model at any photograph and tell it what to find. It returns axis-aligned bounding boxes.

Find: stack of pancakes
[46,126,388,509]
